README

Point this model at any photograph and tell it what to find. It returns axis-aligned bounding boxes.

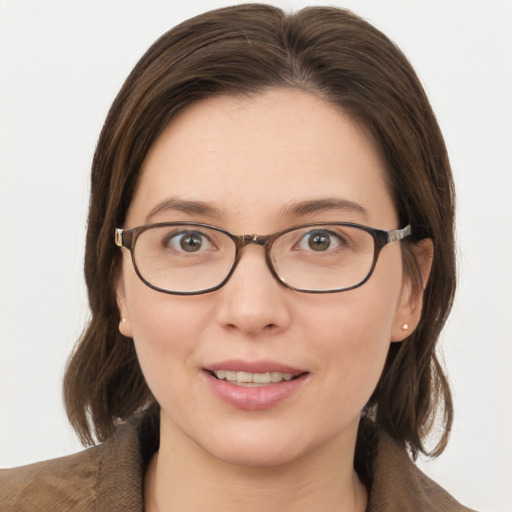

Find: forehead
[127,88,397,229]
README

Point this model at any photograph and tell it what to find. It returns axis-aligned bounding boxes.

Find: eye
[164,230,213,253]
[297,230,344,252]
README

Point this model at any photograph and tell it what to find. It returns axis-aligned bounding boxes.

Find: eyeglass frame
[114,221,412,295]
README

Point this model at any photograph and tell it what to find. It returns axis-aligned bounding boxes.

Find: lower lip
[204,372,308,411]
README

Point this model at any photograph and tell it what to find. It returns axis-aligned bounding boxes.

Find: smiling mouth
[207,370,306,387]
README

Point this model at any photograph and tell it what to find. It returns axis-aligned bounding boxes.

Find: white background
[0,1,511,510]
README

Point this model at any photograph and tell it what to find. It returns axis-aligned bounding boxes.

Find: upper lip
[205,359,307,375]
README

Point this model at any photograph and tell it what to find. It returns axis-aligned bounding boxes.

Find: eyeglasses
[115,222,411,295]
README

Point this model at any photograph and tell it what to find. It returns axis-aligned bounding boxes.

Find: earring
[401,323,409,331]
[121,318,126,323]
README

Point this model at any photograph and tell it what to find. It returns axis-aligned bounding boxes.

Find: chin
[194,420,332,470]
[206,439,305,469]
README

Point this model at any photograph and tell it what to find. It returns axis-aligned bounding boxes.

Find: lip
[206,359,305,374]
[203,359,309,411]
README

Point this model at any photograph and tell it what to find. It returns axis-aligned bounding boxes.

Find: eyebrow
[145,196,369,225]
[280,198,369,221]
[145,197,224,223]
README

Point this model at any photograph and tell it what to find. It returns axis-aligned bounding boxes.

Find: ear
[115,272,133,338]
[391,238,434,342]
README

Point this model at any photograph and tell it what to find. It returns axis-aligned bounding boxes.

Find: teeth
[237,372,253,383]
[211,370,297,385]
[253,373,271,384]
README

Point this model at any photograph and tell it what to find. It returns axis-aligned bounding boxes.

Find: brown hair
[64,3,455,460]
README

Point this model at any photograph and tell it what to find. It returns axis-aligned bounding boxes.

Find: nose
[215,245,292,337]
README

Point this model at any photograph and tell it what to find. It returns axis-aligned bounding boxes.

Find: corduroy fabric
[0,413,476,511]
[1,414,157,512]
[367,434,475,511]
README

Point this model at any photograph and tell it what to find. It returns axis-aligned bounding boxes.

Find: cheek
[121,272,209,391]
[307,268,401,354]
[129,291,205,357]
[311,294,394,375]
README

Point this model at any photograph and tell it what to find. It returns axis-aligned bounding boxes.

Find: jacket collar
[367,432,475,511]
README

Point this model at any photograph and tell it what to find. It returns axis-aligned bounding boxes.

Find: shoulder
[368,432,477,512]
[0,444,104,512]
[0,413,157,512]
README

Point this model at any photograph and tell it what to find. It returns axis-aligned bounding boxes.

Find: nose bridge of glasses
[237,233,268,248]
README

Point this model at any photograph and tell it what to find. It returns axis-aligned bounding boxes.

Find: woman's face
[117,89,417,467]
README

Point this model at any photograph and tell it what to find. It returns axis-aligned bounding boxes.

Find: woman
[1,4,477,511]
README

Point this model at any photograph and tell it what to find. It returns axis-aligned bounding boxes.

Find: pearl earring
[401,323,409,331]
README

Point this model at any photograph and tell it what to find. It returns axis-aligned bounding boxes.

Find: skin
[116,89,431,511]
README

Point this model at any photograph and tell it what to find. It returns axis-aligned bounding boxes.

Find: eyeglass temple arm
[387,225,411,244]
[115,228,136,250]
[114,228,124,247]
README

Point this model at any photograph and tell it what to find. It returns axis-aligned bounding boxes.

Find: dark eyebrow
[280,198,369,221]
[145,197,224,223]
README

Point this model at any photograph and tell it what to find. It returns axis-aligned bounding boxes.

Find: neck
[145,415,367,512]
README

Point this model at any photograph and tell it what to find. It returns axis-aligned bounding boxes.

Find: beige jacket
[1,414,476,511]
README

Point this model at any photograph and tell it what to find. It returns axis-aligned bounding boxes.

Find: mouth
[206,369,306,387]
[203,361,309,410]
